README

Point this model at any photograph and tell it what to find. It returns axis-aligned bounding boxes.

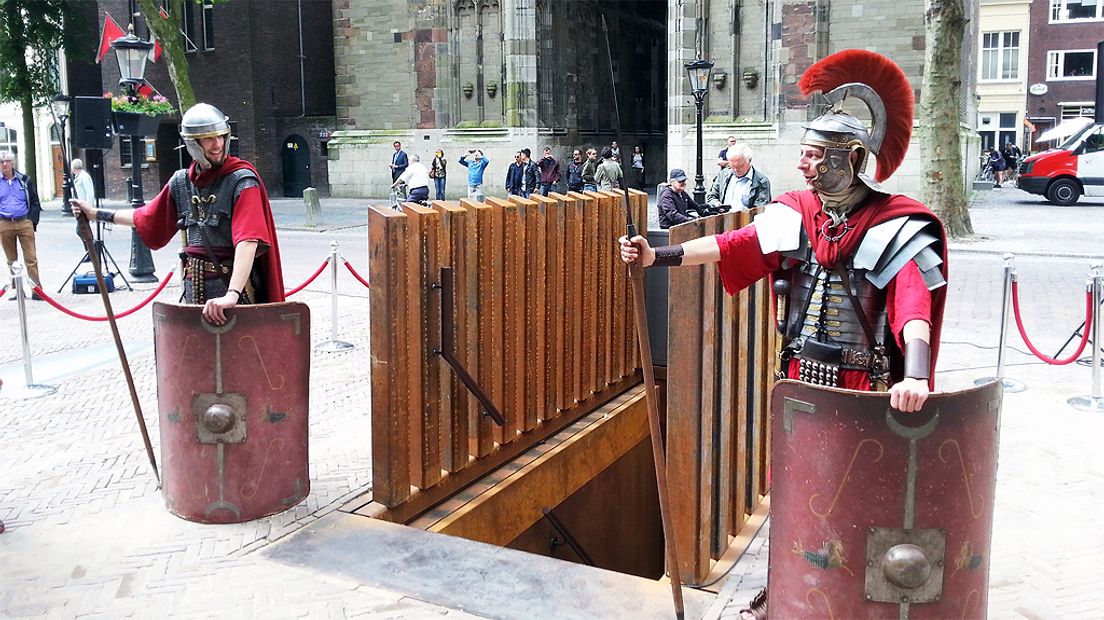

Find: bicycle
[975,154,995,183]
[389,182,408,210]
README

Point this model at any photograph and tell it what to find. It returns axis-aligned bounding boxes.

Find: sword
[601,12,685,619]
[76,213,161,485]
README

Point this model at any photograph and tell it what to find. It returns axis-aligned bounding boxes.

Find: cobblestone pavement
[3,188,1104,618]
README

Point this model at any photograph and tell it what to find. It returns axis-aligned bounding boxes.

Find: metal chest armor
[779,213,946,385]
[168,167,260,249]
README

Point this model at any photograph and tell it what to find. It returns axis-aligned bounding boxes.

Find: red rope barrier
[0,286,6,299]
[32,270,176,322]
[1011,280,1093,365]
[284,258,330,297]
[343,259,370,289]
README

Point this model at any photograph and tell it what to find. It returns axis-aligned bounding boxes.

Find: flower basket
[113,111,162,137]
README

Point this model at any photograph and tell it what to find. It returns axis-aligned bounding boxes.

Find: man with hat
[657,168,706,229]
[621,50,947,414]
[71,103,283,326]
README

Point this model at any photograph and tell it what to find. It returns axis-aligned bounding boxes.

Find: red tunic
[715,190,947,390]
[132,157,285,302]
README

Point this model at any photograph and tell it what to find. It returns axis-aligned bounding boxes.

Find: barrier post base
[974,376,1027,393]
[3,383,58,400]
[1067,395,1104,412]
[315,340,355,353]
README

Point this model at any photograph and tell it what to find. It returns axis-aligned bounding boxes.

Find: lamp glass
[50,96,70,122]
[685,59,715,96]
[112,34,153,83]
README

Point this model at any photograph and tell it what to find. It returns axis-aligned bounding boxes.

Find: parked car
[1017,123,1104,206]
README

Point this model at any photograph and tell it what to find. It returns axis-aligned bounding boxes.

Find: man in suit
[389,141,409,182]
[706,144,772,212]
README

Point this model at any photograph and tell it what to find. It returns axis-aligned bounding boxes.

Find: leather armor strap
[652,244,684,267]
[186,189,234,290]
[904,338,931,380]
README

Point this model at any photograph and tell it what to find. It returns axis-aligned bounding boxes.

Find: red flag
[148,6,169,62]
[97,12,126,63]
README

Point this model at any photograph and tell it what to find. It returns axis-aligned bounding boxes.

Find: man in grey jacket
[706,144,771,212]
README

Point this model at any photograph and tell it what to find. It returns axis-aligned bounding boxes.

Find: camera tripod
[57,212,134,293]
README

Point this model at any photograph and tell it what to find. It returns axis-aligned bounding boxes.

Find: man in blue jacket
[0,150,42,299]
[459,149,489,201]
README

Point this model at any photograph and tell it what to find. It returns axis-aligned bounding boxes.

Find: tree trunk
[918,0,972,238]
[19,91,35,182]
[136,0,195,113]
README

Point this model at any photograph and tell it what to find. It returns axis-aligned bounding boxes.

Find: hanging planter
[112,111,162,137]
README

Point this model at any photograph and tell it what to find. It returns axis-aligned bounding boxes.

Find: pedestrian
[610,140,622,163]
[519,148,539,198]
[658,168,705,229]
[631,145,645,190]
[716,135,738,168]
[71,158,95,205]
[71,103,284,325]
[581,148,599,192]
[1002,140,1021,183]
[705,144,772,212]
[536,146,561,196]
[0,150,42,300]
[988,146,1006,188]
[430,149,447,200]
[620,49,945,417]
[505,151,526,197]
[565,149,586,192]
[392,153,431,204]
[459,149,489,201]
[595,147,623,191]
[389,141,408,183]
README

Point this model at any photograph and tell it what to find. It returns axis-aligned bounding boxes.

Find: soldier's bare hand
[619,235,654,267]
[202,293,238,325]
[889,377,929,413]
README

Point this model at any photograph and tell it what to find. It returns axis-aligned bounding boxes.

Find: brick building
[328,0,980,198]
[74,0,337,201]
[1025,0,1102,149]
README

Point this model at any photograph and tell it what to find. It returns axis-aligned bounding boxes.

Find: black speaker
[72,96,114,150]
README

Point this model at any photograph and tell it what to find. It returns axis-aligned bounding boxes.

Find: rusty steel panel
[666,217,709,582]
[523,195,551,429]
[565,193,585,405]
[434,202,471,474]
[697,215,721,562]
[592,192,612,388]
[491,198,524,444]
[367,205,412,507]
[403,204,443,489]
[715,211,742,552]
[578,191,599,398]
[547,193,571,415]
[473,203,500,456]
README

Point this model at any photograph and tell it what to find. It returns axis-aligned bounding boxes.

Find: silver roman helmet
[798,50,914,195]
[180,103,231,170]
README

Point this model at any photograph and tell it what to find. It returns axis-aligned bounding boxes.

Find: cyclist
[391,153,431,204]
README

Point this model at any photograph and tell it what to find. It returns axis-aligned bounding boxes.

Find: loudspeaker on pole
[72,96,114,150]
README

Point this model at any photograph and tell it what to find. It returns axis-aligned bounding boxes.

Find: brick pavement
[3,188,1104,618]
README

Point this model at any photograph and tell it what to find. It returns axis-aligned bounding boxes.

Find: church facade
[328,0,978,199]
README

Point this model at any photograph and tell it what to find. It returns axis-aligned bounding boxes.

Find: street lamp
[685,59,714,204]
[111,25,158,283]
[48,94,72,216]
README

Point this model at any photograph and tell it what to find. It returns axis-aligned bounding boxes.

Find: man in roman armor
[72,103,284,326]
[619,49,947,414]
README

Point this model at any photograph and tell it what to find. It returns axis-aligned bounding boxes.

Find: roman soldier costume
[132,103,284,305]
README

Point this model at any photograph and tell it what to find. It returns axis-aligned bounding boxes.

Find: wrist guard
[96,209,116,224]
[903,339,931,380]
[652,244,684,267]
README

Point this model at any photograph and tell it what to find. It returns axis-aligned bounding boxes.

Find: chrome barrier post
[1069,264,1104,411]
[4,262,57,399]
[315,241,355,352]
[977,253,1026,392]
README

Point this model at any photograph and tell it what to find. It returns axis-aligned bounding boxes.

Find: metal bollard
[304,187,321,227]
[314,241,355,352]
[976,253,1026,392]
[4,262,57,399]
[1069,264,1104,412]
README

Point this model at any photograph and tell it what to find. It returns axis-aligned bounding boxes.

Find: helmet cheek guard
[811,143,865,194]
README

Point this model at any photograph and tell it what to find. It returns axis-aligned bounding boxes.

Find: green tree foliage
[0,0,68,181]
[136,0,196,112]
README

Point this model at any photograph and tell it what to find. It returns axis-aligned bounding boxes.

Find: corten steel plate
[768,380,1001,619]
[154,302,311,523]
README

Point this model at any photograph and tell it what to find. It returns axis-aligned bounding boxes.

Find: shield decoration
[768,379,1001,619]
[153,301,311,523]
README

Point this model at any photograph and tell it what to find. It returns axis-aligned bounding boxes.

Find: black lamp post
[685,59,714,204]
[48,94,72,216]
[111,25,158,283]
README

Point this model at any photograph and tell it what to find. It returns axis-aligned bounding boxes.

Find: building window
[1050,0,1104,22]
[978,112,1019,152]
[1047,50,1097,80]
[1061,103,1096,119]
[980,31,1019,81]
[0,126,19,160]
[181,0,213,52]
[119,137,134,167]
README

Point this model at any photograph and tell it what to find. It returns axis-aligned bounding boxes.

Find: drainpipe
[298,0,306,116]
